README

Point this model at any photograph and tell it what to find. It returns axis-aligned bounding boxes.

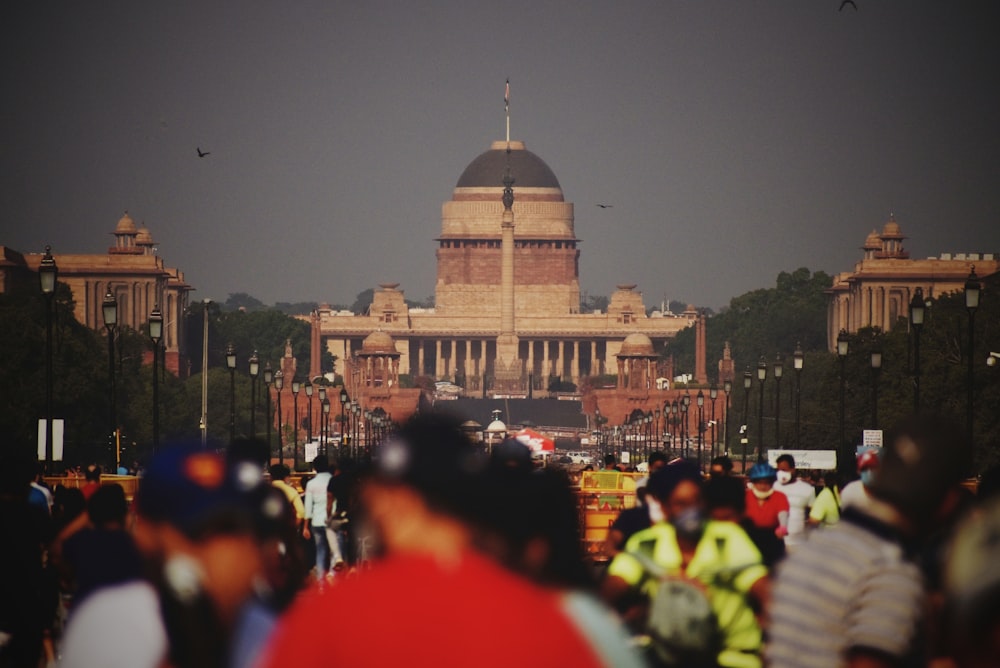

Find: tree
[350,288,375,315]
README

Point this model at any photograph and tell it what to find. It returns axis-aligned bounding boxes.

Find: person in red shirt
[80,465,101,501]
[743,462,789,566]
[259,413,642,668]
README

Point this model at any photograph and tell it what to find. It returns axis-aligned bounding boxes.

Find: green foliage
[350,288,375,315]
[580,292,609,314]
[274,301,321,316]
[668,267,832,377]
[223,292,267,312]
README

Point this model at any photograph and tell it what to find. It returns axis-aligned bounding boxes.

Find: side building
[1,212,193,374]
[826,215,998,351]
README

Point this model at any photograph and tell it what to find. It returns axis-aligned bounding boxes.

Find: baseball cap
[135,444,264,539]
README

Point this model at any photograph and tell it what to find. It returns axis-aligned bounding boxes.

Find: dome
[863,229,881,250]
[456,141,561,189]
[619,333,655,356]
[136,226,154,245]
[360,330,397,355]
[115,212,137,234]
[881,215,904,239]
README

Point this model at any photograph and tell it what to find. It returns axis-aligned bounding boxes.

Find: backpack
[627,544,720,667]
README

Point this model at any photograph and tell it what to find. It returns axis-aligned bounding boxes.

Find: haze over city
[3,1,997,311]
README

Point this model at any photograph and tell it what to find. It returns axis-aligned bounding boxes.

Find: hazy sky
[3,1,998,311]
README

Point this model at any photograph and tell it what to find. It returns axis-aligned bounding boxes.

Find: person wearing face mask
[743,463,790,567]
[774,454,816,552]
[603,461,770,668]
[840,449,879,512]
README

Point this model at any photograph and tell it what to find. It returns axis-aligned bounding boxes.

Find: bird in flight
[595,204,613,209]
[839,0,857,10]
[197,147,211,158]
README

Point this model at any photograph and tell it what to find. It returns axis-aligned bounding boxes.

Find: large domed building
[310,135,696,416]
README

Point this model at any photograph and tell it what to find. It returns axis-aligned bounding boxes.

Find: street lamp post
[965,268,980,440]
[200,299,211,449]
[351,401,359,460]
[291,379,300,470]
[149,305,163,452]
[910,288,925,413]
[696,390,705,470]
[709,385,718,462]
[681,397,690,460]
[756,357,767,463]
[741,368,752,472]
[339,388,349,460]
[793,343,804,447]
[773,354,783,448]
[322,398,331,465]
[263,362,273,463]
[304,380,314,448]
[837,329,850,476]
[318,386,327,457]
[274,370,284,463]
[226,343,237,446]
[670,400,679,454]
[102,289,118,462]
[39,247,57,469]
[248,351,259,441]
[870,343,882,430]
[723,379,732,455]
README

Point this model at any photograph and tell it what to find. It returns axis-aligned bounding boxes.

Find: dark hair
[313,457,330,474]
[85,465,101,482]
[268,464,291,480]
[711,455,733,472]
[603,454,617,467]
[776,454,796,468]
[88,483,128,526]
[704,476,746,514]
[649,451,668,466]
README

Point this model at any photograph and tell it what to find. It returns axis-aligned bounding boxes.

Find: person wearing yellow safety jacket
[601,461,770,668]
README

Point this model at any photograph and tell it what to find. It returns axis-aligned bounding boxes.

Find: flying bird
[595,204,613,209]
[839,0,857,10]
[197,147,211,158]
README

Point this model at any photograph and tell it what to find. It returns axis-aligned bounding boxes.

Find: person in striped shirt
[767,415,972,668]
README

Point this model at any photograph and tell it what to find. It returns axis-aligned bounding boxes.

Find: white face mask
[751,486,774,500]
[776,470,792,484]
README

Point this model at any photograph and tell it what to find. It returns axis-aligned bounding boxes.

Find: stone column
[572,341,580,382]
[465,340,472,379]
[557,340,565,379]
[418,340,425,376]
[435,340,443,378]
[527,340,535,378]
[450,340,457,379]
[543,341,550,378]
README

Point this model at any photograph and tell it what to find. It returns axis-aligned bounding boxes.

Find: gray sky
[3,1,998,311]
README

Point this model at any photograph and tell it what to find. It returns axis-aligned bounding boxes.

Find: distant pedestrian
[839,448,879,511]
[774,454,815,551]
[807,471,841,528]
[302,458,333,580]
[743,462,789,567]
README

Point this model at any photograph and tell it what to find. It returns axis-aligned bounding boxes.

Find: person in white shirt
[302,458,332,579]
[775,454,816,551]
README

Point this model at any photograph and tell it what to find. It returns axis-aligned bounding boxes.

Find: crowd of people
[2,411,999,667]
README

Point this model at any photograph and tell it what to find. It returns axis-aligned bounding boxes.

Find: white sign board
[620,451,631,464]
[862,430,884,448]
[37,419,64,461]
[767,449,838,470]
[304,441,319,463]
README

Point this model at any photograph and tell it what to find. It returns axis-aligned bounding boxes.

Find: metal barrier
[43,475,140,501]
[576,471,644,562]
